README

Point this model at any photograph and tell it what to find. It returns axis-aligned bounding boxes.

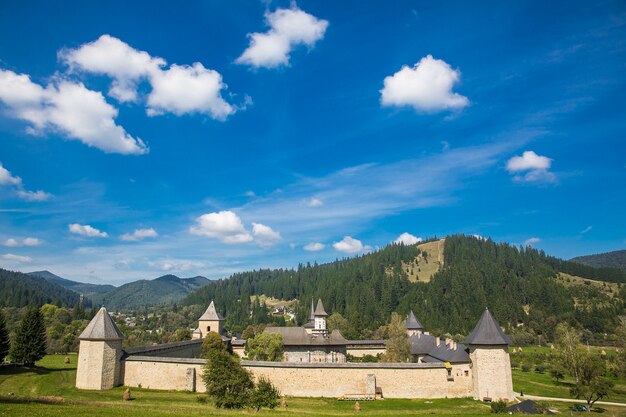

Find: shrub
[510,361,520,369]
[490,400,507,414]
[521,362,532,372]
[202,350,253,408]
[535,364,547,373]
[250,377,280,411]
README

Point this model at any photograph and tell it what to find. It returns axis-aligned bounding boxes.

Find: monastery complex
[75,299,514,401]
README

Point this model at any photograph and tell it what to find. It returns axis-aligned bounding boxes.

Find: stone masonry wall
[469,345,514,401]
[121,356,473,398]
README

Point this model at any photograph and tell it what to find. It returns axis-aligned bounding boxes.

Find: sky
[0,0,625,285]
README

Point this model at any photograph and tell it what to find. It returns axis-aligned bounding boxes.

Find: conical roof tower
[464,308,511,345]
[79,307,123,341]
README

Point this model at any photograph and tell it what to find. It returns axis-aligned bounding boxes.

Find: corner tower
[76,307,123,390]
[464,308,514,402]
[195,301,224,338]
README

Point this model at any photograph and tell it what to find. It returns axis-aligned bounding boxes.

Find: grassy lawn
[0,355,625,416]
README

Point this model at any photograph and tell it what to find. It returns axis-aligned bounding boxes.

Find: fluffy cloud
[189,210,253,244]
[68,223,108,238]
[252,223,281,248]
[305,197,323,207]
[333,236,371,254]
[0,70,147,155]
[3,237,41,247]
[1,253,33,263]
[394,232,422,245]
[507,151,556,183]
[303,242,325,251]
[62,35,236,118]
[60,34,165,102]
[120,228,158,242]
[0,162,52,201]
[524,237,541,246]
[147,63,234,118]
[380,55,469,112]
[236,6,328,68]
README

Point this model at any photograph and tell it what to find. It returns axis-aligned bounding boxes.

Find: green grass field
[1,355,625,417]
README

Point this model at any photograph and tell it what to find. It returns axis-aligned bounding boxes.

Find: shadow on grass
[0,364,68,376]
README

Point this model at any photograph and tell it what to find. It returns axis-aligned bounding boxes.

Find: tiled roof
[313,298,327,316]
[404,311,424,330]
[463,308,512,345]
[408,333,437,355]
[265,326,348,346]
[199,301,224,321]
[79,307,123,341]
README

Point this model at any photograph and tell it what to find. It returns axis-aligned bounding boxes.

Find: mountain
[96,274,210,310]
[28,270,115,299]
[183,235,626,340]
[571,249,626,273]
[0,268,81,307]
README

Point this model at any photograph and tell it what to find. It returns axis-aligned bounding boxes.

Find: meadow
[0,355,625,417]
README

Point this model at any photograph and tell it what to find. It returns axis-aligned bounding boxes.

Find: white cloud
[189,210,253,244]
[303,242,325,251]
[524,237,541,247]
[507,151,556,184]
[61,35,236,119]
[68,223,108,238]
[236,6,329,68]
[305,197,323,207]
[0,69,147,155]
[252,223,281,248]
[146,63,235,118]
[3,237,41,247]
[0,163,22,186]
[16,189,53,201]
[120,228,158,242]
[0,162,52,201]
[394,232,422,245]
[333,236,371,254]
[149,258,204,272]
[1,253,33,263]
[580,225,592,234]
[380,55,469,112]
[60,34,165,102]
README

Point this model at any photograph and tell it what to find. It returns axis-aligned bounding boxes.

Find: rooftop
[79,307,123,341]
[463,308,512,345]
[199,301,225,321]
[313,298,327,316]
[404,310,424,330]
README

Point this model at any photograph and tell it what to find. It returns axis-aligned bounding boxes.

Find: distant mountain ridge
[28,270,115,298]
[94,274,210,310]
[571,249,626,273]
[0,268,80,307]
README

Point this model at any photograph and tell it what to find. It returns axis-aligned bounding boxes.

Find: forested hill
[28,270,115,299]
[571,249,626,273]
[94,274,210,310]
[0,268,81,307]
[183,235,626,341]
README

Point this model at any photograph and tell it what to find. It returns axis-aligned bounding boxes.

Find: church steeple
[313,298,328,335]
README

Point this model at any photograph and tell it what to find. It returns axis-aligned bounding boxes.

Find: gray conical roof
[199,301,224,321]
[314,298,327,316]
[464,308,512,345]
[79,307,123,341]
[404,311,424,330]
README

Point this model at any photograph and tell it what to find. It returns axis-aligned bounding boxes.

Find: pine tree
[0,310,10,362]
[10,306,47,366]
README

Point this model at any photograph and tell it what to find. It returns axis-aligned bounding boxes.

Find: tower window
[207,326,211,332]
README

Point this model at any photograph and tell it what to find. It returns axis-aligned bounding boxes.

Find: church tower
[312,298,328,335]
[464,308,514,401]
[76,307,123,390]
[404,310,424,336]
[193,300,224,339]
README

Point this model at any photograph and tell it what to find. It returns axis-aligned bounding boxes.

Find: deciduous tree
[245,331,283,361]
[202,350,253,408]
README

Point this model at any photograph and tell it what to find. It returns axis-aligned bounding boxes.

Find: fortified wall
[76,305,515,401]
[121,354,473,398]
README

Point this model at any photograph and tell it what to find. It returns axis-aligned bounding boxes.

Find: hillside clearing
[401,239,445,283]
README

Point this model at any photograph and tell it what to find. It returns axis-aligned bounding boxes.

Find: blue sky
[0,0,625,285]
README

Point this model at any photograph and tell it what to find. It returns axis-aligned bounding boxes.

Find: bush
[510,361,520,369]
[490,400,507,414]
[521,362,532,372]
[250,377,280,411]
[202,350,253,408]
[535,364,547,373]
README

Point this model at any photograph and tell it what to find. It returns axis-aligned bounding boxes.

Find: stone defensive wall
[121,353,473,398]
